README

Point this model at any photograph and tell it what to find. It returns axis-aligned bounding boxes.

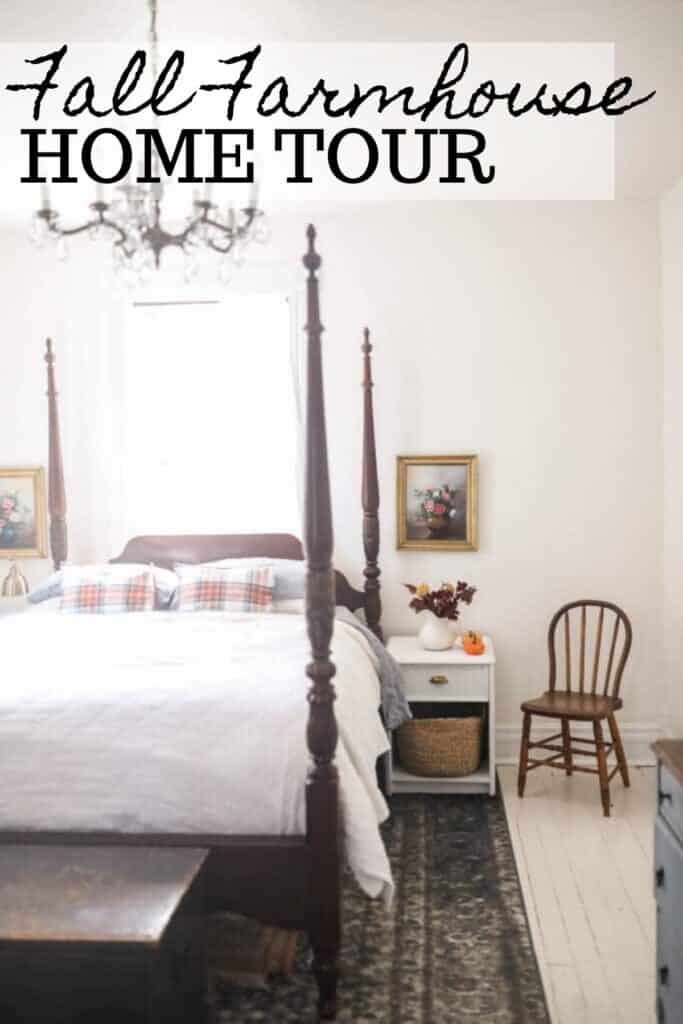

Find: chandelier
[28,0,269,284]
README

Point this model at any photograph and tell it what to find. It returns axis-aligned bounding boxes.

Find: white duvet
[0,608,393,901]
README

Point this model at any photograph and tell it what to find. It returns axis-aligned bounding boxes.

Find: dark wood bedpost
[361,328,382,641]
[45,339,67,571]
[303,225,340,1021]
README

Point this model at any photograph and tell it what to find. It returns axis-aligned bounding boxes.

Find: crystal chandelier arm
[112,236,138,260]
[43,206,129,248]
[205,236,236,255]
[202,208,258,255]
[202,209,257,233]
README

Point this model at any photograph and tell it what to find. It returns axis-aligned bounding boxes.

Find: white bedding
[0,608,393,901]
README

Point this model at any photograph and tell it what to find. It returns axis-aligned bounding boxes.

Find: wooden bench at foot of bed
[0,845,208,1024]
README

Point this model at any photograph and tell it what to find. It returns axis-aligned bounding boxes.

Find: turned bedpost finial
[361,326,373,390]
[361,329,382,640]
[303,223,322,276]
[44,338,67,572]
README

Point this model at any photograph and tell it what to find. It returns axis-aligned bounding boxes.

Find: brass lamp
[1,562,30,597]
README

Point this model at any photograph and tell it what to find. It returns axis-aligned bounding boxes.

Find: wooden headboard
[110,532,368,616]
[111,533,304,568]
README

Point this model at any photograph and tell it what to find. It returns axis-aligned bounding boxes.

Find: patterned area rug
[215,792,550,1023]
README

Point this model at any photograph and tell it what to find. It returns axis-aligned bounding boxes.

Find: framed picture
[0,468,47,558]
[397,454,478,551]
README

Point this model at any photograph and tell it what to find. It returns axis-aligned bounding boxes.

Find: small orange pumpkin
[463,630,484,656]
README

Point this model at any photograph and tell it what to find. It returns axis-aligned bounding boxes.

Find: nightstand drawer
[401,664,489,701]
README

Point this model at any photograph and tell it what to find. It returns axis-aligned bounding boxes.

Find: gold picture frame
[0,467,48,558]
[397,454,478,551]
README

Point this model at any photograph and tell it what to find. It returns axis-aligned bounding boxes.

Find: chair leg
[561,718,573,776]
[593,719,611,817]
[608,714,630,788]
[518,712,532,797]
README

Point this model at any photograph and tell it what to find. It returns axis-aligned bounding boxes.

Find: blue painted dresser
[653,740,683,1024]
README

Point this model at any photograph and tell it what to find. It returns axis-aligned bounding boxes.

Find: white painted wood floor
[499,765,656,1024]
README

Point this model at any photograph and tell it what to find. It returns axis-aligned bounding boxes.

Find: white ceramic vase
[418,611,454,651]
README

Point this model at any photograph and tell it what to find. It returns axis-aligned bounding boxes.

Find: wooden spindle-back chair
[517,600,633,816]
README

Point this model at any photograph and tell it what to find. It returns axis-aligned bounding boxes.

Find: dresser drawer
[401,664,489,701]
[655,817,683,924]
[655,921,683,1024]
[655,817,683,1023]
[658,764,683,845]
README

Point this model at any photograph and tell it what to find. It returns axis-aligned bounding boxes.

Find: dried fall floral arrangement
[404,580,476,620]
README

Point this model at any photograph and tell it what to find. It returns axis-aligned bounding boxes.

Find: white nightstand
[0,596,28,617]
[387,634,496,796]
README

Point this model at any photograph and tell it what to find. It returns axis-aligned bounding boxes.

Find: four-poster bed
[4,226,383,1020]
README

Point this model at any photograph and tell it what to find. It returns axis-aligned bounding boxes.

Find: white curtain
[118,292,301,540]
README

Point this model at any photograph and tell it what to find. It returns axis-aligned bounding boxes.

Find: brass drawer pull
[429,674,448,686]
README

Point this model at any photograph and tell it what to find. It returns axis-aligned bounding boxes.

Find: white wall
[0,200,663,757]
[660,175,683,737]
[0,233,124,586]
[315,202,662,758]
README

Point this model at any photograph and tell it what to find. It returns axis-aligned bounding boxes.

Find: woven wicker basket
[397,716,483,778]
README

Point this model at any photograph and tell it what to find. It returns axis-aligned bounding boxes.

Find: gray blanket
[335,609,412,730]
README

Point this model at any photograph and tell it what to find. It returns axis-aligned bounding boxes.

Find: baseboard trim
[495,722,662,767]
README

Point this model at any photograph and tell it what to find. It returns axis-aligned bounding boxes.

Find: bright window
[120,293,300,539]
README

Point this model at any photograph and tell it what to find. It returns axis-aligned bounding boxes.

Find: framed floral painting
[0,468,47,558]
[397,454,478,551]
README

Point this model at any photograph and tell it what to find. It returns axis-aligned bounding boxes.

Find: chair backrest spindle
[604,616,620,697]
[548,600,631,701]
[579,606,586,694]
[591,606,604,695]
[564,613,571,692]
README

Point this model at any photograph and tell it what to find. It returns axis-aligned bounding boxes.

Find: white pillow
[273,598,306,614]
[27,572,62,604]
[25,596,62,614]
[272,599,356,619]
[203,558,306,602]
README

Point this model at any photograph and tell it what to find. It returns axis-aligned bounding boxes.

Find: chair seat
[521,690,623,720]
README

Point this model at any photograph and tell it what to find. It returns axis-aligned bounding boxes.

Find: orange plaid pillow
[61,568,155,614]
[175,565,274,613]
